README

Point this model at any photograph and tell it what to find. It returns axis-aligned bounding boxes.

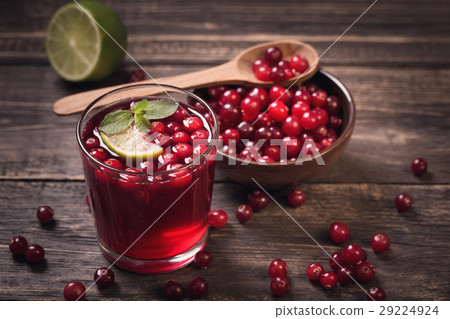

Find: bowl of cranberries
[193,68,355,189]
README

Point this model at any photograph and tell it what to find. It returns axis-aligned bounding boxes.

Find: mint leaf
[131,99,150,114]
[134,113,151,132]
[143,99,179,120]
[99,110,133,134]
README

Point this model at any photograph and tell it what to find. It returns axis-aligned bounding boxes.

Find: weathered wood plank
[0,181,448,300]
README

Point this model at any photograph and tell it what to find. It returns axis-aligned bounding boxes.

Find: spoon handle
[53,61,237,115]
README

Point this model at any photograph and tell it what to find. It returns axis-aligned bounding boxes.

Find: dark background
[0,0,449,300]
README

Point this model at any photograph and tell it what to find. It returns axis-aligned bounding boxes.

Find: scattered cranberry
[268,259,288,278]
[252,59,268,72]
[219,103,242,125]
[247,190,270,211]
[329,251,347,272]
[270,66,286,82]
[189,277,208,298]
[411,158,427,176]
[84,137,99,149]
[264,145,281,161]
[103,158,123,170]
[90,148,108,162]
[366,287,386,301]
[194,250,212,268]
[236,204,253,223]
[254,65,271,81]
[270,276,290,296]
[36,206,54,224]
[337,266,355,286]
[63,281,86,301]
[342,243,365,265]
[222,128,240,145]
[354,261,376,283]
[265,46,283,66]
[9,235,28,255]
[268,101,289,122]
[208,209,228,228]
[290,55,309,73]
[320,271,338,289]
[287,189,306,207]
[300,111,319,131]
[172,131,190,144]
[165,280,184,300]
[329,221,350,244]
[370,233,390,253]
[311,89,328,108]
[182,116,203,133]
[128,68,146,82]
[150,121,165,133]
[94,267,115,288]
[282,115,302,136]
[306,263,324,281]
[325,96,341,115]
[24,244,45,263]
[219,89,241,106]
[395,193,413,212]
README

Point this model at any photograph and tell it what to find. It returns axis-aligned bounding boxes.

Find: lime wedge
[45,1,127,82]
[100,126,163,161]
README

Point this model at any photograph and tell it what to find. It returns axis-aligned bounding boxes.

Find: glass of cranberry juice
[76,84,218,274]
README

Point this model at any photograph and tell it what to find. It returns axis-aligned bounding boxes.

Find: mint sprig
[99,99,179,134]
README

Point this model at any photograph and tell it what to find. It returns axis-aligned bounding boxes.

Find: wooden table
[1,0,449,301]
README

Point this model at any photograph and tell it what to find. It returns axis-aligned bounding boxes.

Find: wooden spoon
[53,40,319,115]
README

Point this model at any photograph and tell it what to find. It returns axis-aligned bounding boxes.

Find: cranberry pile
[252,46,310,82]
[201,80,342,163]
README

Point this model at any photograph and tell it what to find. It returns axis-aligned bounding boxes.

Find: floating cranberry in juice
[77,84,218,273]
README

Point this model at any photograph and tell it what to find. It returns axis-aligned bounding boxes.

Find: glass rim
[76,83,219,176]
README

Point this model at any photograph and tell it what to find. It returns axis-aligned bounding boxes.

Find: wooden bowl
[215,68,356,189]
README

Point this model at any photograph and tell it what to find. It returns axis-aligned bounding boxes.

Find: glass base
[98,230,208,274]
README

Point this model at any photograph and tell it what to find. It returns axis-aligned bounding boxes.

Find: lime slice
[100,126,163,161]
[45,1,127,82]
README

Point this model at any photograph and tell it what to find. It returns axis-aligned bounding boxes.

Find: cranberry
[325,96,341,115]
[267,101,288,122]
[370,233,390,253]
[94,267,115,288]
[253,113,274,129]
[236,86,250,98]
[277,60,291,70]
[293,89,311,105]
[290,55,309,73]
[252,59,268,72]
[306,263,324,281]
[128,68,146,82]
[254,65,271,81]
[411,158,427,175]
[269,86,286,102]
[264,145,281,161]
[219,103,242,125]
[149,121,165,133]
[165,122,181,135]
[354,261,376,283]
[281,136,301,158]
[239,147,259,161]
[182,116,203,133]
[36,205,54,224]
[320,138,334,150]
[207,85,227,100]
[312,125,328,142]
[367,287,386,301]
[327,128,339,141]
[172,143,193,159]
[395,193,413,212]
[312,108,329,126]
[284,67,294,80]
[222,128,240,145]
[287,189,306,207]
[103,158,123,170]
[247,87,270,109]
[270,126,284,140]
[139,161,156,173]
[305,83,319,93]
[219,89,241,106]
[342,243,365,265]
[165,280,184,300]
[265,46,283,66]
[300,111,319,131]
[270,66,286,82]
[240,96,260,117]
[172,131,190,144]
[291,101,310,118]
[254,126,273,146]
[90,148,108,162]
[84,137,100,149]
[320,271,338,289]
[24,244,45,263]
[329,221,350,244]
[329,251,347,272]
[337,266,355,286]
[9,235,28,255]
[270,277,290,296]
[236,204,253,223]
[63,281,86,301]
[208,209,228,228]
[311,89,327,108]
[152,132,172,148]
[327,115,342,131]
[247,190,270,211]
[194,250,212,268]
[190,129,209,143]
[237,121,255,140]
[158,153,179,168]
[190,277,208,298]
[282,115,301,136]
[268,259,288,278]
[168,107,188,123]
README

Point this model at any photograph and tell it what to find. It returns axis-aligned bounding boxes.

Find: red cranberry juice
[81,99,215,260]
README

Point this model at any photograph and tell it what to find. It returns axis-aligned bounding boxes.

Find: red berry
[189,277,208,298]
[306,263,324,281]
[207,85,227,100]
[269,86,286,102]
[311,89,328,107]
[94,267,115,288]
[103,158,123,170]
[84,137,100,149]
[190,129,209,143]
[290,55,309,73]
[165,280,184,300]
[325,96,341,115]
[90,148,108,162]
[247,190,269,211]
[268,259,288,278]
[327,115,342,130]
[208,209,228,228]
[268,101,289,122]
[282,115,302,136]
[293,89,311,105]
[236,204,253,223]
[312,108,329,126]
[219,89,241,106]
[253,113,274,129]
[291,101,310,118]
[354,261,376,283]
[270,277,290,296]
[158,152,179,168]
[342,243,365,265]
[329,221,350,244]
[270,66,286,82]
[367,287,386,301]
[168,107,188,122]
[219,103,242,125]
[222,128,240,145]
[36,206,54,224]
[252,59,268,72]
[236,121,255,140]
[172,143,193,159]
[24,244,45,263]
[254,65,271,81]
[329,251,347,272]
[182,116,203,132]
[287,189,306,207]
[150,121,165,133]
[411,158,427,175]
[305,83,319,93]
[247,87,270,109]
[9,235,28,255]
[172,131,190,144]
[300,111,319,131]
[265,46,283,66]
[240,97,260,117]
[281,136,301,158]
[194,250,212,268]
[320,271,338,289]
[395,193,413,212]
[128,68,146,82]
[63,281,86,301]
[264,145,281,161]
[370,233,390,253]
[337,266,355,286]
